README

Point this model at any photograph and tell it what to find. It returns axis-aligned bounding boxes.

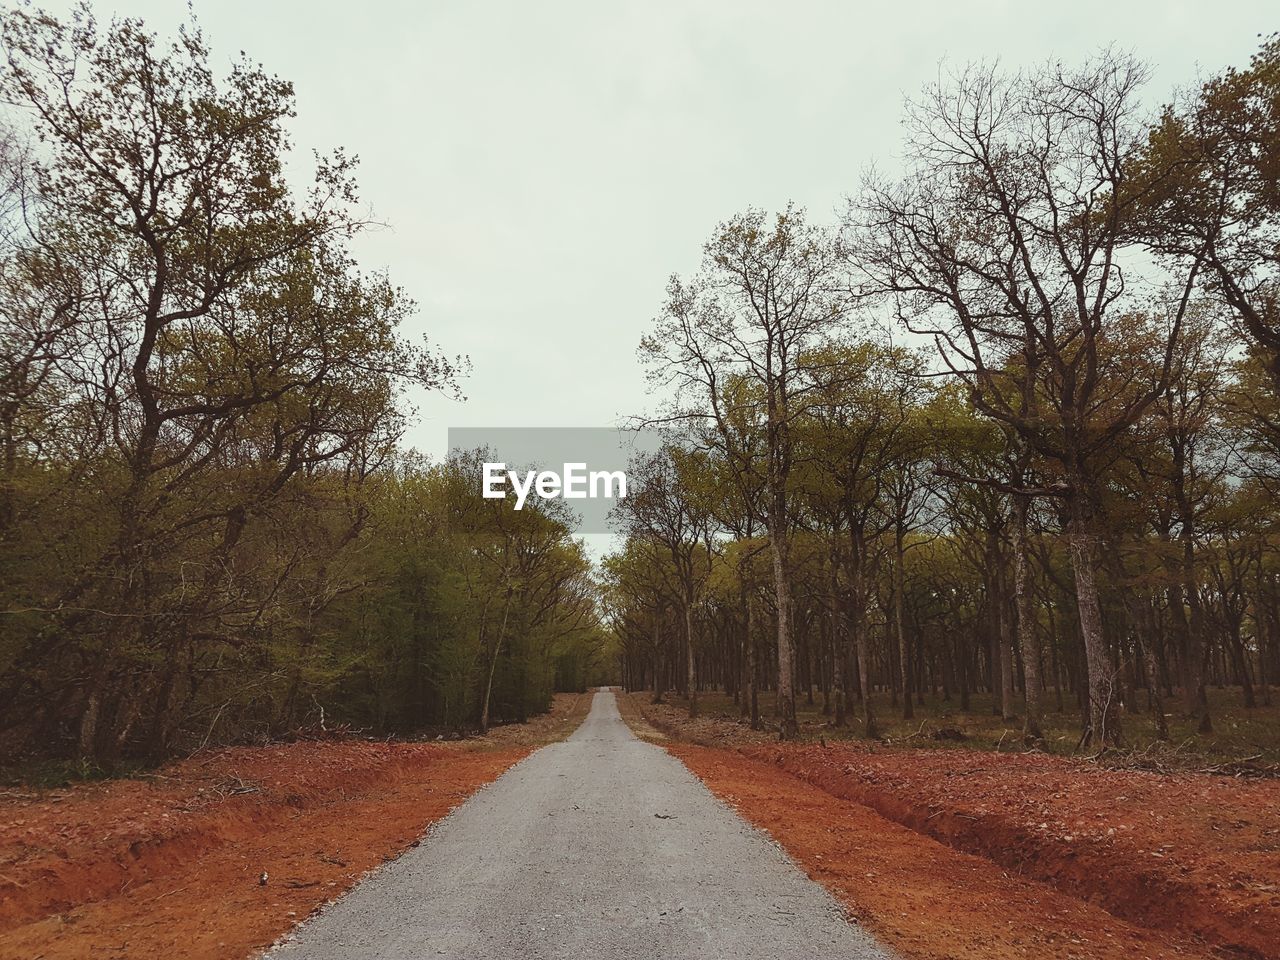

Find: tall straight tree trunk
[916,623,927,706]
[985,558,1002,715]
[1224,624,1256,708]
[651,610,666,704]
[1012,494,1043,739]
[684,600,698,718]
[829,554,847,726]
[1105,541,1168,740]
[895,523,912,721]
[1258,569,1276,707]
[1141,599,1170,741]
[999,592,1016,721]
[769,521,798,739]
[1,402,20,534]
[988,532,1015,719]
[479,589,513,734]
[77,683,102,763]
[1184,588,1213,732]
[1167,583,1197,711]
[1046,599,1065,712]
[1173,501,1214,733]
[1067,492,1121,747]
[847,540,877,738]
[855,617,874,736]
[739,582,751,719]
[746,595,761,729]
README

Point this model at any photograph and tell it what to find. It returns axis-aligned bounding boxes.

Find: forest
[0,7,609,768]
[2,5,1279,960]
[2,3,1279,770]
[606,39,1280,749]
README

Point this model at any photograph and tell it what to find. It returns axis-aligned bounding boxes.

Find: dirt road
[268,690,890,960]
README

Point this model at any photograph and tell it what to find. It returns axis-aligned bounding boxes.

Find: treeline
[0,7,606,766]
[605,41,1280,746]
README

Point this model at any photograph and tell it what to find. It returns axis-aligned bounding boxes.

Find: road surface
[268,689,892,960]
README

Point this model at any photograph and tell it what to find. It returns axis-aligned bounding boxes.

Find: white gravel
[267,689,894,960]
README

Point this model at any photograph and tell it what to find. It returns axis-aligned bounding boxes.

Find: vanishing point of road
[268,689,893,960]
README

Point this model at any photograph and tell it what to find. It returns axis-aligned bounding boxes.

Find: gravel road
[268,689,892,960]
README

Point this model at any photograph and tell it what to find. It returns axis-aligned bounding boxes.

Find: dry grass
[612,688,667,742]
[477,691,595,749]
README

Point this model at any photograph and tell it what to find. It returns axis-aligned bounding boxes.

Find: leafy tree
[642,206,850,738]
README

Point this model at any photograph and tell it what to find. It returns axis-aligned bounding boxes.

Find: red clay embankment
[0,740,529,959]
[748,743,1280,959]
[673,743,1233,960]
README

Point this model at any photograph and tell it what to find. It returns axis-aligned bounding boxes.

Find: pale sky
[29,0,1279,457]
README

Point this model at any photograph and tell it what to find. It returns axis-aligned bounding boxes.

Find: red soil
[671,743,1222,960]
[0,740,528,959]
[744,744,1280,960]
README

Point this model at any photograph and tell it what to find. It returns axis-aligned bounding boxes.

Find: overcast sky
[34,0,1278,457]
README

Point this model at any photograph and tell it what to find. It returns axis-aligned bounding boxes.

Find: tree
[641,206,850,739]
[797,341,925,734]
[854,55,1202,746]
[0,7,460,762]
[614,444,714,717]
[1134,36,1280,393]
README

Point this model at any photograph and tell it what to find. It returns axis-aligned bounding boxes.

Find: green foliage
[0,7,598,765]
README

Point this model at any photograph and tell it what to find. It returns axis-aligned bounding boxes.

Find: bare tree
[642,206,850,738]
[854,55,1202,745]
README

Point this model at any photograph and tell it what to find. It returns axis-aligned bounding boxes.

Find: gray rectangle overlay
[447,426,664,534]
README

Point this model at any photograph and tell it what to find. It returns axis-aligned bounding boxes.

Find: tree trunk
[829,555,847,727]
[999,594,1016,721]
[479,588,513,735]
[1224,623,1256,708]
[685,600,698,718]
[1141,600,1169,741]
[746,595,761,729]
[77,687,101,763]
[651,609,666,704]
[895,524,913,721]
[769,522,798,739]
[847,543,877,738]
[1012,495,1043,739]
[1067,494,1121,747]
[1173,503,1214,733]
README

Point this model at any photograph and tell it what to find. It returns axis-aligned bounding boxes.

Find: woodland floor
[0,692,591,960]
[621,690,1280,960]
[628,686,1280,765]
